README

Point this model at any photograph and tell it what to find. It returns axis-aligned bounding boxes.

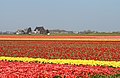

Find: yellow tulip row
[0,56,120,68]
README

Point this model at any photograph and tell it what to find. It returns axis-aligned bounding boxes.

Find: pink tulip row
[0,61,120,78]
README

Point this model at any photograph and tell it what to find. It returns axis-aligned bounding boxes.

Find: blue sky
[0,0,120,32]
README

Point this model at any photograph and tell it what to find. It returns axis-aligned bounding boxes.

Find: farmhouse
[16,27,32,35]
[16,29,25,34]
[16,26,50,35]
[34,27,47,34]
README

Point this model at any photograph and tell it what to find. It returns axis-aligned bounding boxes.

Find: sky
[0,0,120,32]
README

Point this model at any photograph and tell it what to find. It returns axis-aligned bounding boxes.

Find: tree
[27,27,32,34]
[46,29,50,35]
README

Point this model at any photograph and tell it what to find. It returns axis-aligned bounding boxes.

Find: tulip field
[0,35,120,78]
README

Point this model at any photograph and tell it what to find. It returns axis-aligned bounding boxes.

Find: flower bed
[0,61,120,78]
[0,56,120,68]
[0,40,120,61]
[0,36,120,77]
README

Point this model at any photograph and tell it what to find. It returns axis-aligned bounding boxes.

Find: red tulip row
[0,61,120,78]
[0,40,120,61]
